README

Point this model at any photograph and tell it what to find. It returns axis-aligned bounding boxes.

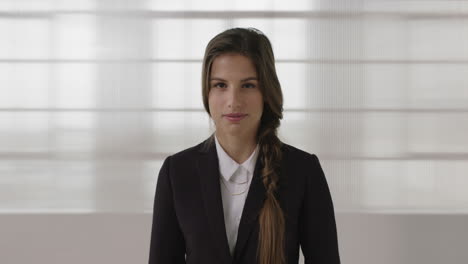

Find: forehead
[210,53,257,78]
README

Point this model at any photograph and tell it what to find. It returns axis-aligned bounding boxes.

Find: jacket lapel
[197,137,234,263]
[196,136,267,263]
[233,154,266,261]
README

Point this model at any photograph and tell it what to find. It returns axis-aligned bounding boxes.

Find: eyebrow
[210,77,258,82]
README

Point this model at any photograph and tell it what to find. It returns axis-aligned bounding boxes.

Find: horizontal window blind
[1,0,467,214]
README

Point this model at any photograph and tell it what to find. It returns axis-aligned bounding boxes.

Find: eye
[213,82,227,88]
[243,83,256,88]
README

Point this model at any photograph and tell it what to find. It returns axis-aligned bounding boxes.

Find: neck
[215,131,257,164]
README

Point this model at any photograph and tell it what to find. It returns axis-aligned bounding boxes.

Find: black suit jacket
[148,136,340,264]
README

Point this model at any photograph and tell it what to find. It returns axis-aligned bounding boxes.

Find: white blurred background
[1,0,467,263]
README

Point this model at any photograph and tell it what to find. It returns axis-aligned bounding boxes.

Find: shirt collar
[214,134,259,182]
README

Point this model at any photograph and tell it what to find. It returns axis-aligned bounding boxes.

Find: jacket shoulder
[166,139,208,165]
[281,142,318,162]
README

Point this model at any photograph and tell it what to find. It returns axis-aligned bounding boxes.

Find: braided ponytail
[257,127,285,264]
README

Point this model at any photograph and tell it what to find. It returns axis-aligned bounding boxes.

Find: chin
[226,126,254,136]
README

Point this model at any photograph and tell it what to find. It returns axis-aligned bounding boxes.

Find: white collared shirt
[214,134,260,256]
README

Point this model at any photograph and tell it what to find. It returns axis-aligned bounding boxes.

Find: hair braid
[256,127,285,264]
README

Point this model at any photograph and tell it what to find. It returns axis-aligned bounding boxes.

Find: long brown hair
[201,27,285,264]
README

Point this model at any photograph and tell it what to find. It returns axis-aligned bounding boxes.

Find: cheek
[251,95,264,116]
[208,96,222,116]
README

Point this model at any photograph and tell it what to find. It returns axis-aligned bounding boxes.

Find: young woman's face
[208,53,263,139]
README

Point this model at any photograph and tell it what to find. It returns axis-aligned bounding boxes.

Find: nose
[227,86,241,109]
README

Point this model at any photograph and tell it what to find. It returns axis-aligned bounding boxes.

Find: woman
[148,27,340,264]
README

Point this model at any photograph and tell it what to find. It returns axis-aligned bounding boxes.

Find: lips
[224,113,247,118]
[223,113,247,122]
